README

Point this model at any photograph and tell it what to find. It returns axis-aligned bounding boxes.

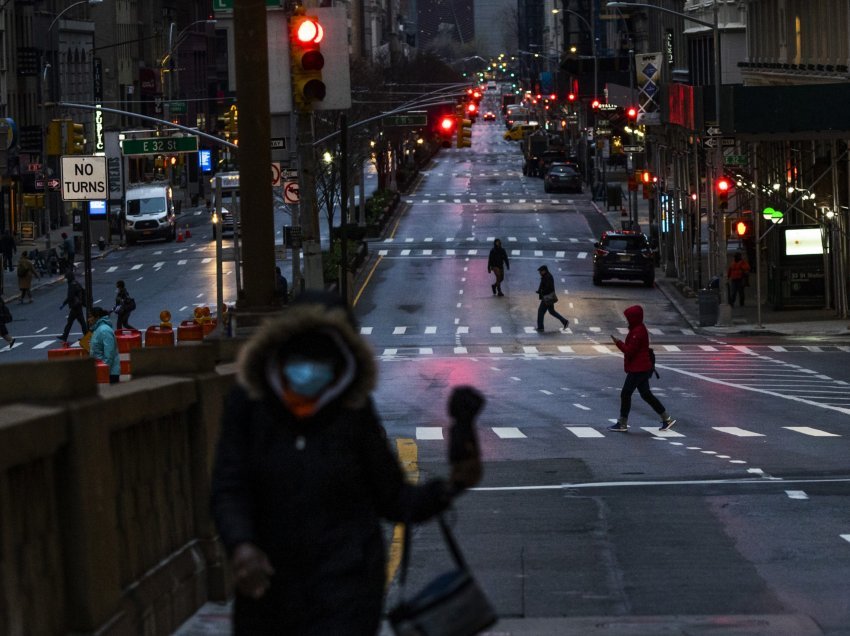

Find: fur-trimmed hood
[236,303,376,409]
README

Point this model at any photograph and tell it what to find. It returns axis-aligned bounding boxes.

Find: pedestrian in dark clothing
[535,264,568,331]
[488,238,510,296]
[17,252,39,303]
[608,305,676,432]
[211,291,485,635]
[0,230,16,272]
[113,280,136,330]
[726,251,751,307]
[58,273,88,343]
[61,232,75,268]
[274,266,288,304]
[0,297,15,348]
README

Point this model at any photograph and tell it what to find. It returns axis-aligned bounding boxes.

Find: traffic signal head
[457,118,472,148]
[591,99,601,110]
[466,102,477,116]
[567,92,576,102]
[439,116,456,135]
[716,176,732,209]
[65,121,85,154]
[47,119,63,156]
[290,13,325,111]
[626,106,638,121]
[732,218,753,238]
[641,170,652,184]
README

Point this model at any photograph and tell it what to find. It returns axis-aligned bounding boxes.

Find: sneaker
[535,327,544,332]
[608,423,628,432]
[659,417,677,431]
[560,319,569,329]
[7,339,14,349]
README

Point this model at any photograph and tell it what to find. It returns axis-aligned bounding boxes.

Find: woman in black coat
[211,293,483,635]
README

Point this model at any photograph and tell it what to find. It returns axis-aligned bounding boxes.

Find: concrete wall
[0,341,240,635]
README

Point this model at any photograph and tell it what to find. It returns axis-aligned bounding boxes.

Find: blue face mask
[283,359,336,397]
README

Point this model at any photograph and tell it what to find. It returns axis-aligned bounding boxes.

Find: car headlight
[158,215,168,224]
[212,213,219,224]
[125,220,134,228]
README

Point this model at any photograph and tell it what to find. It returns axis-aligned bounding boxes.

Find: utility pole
[233,0,277,313]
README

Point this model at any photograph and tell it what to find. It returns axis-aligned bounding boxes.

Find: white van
[124,183,176,245]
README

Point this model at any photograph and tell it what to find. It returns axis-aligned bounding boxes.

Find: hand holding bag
[388,514,496,636]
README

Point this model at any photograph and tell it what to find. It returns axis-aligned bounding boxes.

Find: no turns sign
[283,180,300,204]
[61,155,108,201]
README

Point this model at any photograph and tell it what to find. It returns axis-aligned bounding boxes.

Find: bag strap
[397,512,468,592]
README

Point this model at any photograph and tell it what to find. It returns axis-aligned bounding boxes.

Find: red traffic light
[567,93,576,102]
[440,116,456,133]
[626,106,638,120]
[591,99,600,109]
[294,16,323,44]
[716,177,732,192]
[467,103,477,114]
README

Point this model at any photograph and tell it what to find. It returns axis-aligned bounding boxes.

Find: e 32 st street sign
[120,136,199,156]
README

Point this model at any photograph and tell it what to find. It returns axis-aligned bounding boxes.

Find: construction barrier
[145,326,175,347]
[47,343,88,360]
[115,329,142,381]
[177,320,204,343]
[94,360,110,384]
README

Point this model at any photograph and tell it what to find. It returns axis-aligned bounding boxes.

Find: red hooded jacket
[615,305,652,373]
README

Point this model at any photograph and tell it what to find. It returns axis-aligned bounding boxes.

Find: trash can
[698,289,719,327]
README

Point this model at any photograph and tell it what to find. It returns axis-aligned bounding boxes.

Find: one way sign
[703,137,735,149]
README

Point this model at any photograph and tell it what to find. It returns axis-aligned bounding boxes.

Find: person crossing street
[487,238,510,297]
[535,264,568,332]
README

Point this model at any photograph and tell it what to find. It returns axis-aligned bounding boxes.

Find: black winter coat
[211,304,453,635]
[537,271,555,298]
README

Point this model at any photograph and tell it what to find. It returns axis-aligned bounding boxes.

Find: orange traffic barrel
[48,343,88,360]
[94,360,110,384]
[177,320,204,343]
[145,325,175,347]
[200,319,217,337]
[115,329,142,380]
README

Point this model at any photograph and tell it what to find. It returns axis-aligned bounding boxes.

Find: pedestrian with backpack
[58,272,88,343]
[608,304,676,432]
[0,296,15,348]
[113,280,136,330]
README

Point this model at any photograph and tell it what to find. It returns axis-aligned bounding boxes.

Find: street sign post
[704,137,736,149]
[120,136,199,156]
[623,145,645,153]
[384,112,428,127]
[724,154,748,166]
[60,155,107,201]
[283,180,300,204]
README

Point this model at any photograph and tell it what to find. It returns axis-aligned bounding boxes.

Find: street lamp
[605,2,729,322]
[161,19,217,120]
[40,0,103,235]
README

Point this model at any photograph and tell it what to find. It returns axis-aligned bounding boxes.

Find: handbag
[388,514,497,636]
[542,291,558,305]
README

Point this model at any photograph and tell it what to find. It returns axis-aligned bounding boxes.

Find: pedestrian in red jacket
[608,304,676,432]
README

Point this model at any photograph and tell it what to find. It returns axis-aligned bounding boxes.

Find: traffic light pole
[296,112,324,291]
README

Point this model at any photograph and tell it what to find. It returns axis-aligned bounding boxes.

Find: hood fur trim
[236,304,376,408]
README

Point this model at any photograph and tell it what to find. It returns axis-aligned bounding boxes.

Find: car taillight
[595,248,609,257]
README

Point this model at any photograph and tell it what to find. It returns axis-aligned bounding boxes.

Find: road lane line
[454,346,468,354]
[566,427,604,438]
[382,349,397,356]
[642,427,685,438]
[714,427,765,437]
[416,427,443,440]
[493,427,526,439]
[489,346,503,353]
[392,327,407,335]
[785,490,809,500]
[33,340,54,349]
[360,327,373,335]
[784,426,840,437]
[424,326,437,334]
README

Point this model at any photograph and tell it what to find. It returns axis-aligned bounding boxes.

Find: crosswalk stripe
[178,259,188,265]
[648,328,662,335]
[714,426,764,437]
[131,264,143,270]
[393,327,407,335]
[699,345,718,351]
[784,426,840,437]
[490,326,502,334]
[424,326,437,334]
[360,327,373,335]
[662,345,681,351]
[785,490,809,500]
[454,346,468,354]
[556,251,565,257]
[770,345,787,352]
[33,340,54,349]
[489,346,503,353]
[593,345,611,353]
[557,346,573,353]
[423,249,433,255]
[416,427,443,440]
[643,427,685,438]
[106,266,118,273]
[493,427,526,439]
[419,348,433,355]
[382,348,397,356]
[456,326,469,334]
[400,249,411,256]
[566,426,605,438]
[523,346,539,354]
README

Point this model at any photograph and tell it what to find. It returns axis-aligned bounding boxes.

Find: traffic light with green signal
[290,11,326,111]
[456,118,472,148]
[65,121,85,154]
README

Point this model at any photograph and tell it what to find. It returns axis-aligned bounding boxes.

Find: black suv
[592,231,655,287]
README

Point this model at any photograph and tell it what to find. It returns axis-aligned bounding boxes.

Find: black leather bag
[388,515,496,636]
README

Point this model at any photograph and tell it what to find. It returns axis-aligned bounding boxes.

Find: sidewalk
[591,179,850,338]
[0,225,82,300]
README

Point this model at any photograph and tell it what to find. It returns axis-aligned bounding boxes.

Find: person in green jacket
[89,307,120,383]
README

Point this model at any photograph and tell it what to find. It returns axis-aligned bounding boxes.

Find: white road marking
[392,327,407,335]
[106,266,118,273]
[360,327,373,335]
[178,259,188,265]
[401,249,411,256]
[556,251,565,257]
[572,403,590,411]
[840,534,850,544]
[456,326,469,334]
[378,250,388,256]
[404,237,414,243]
[490,326,502,334]
[566,427,605,438]
[644,427,685,438]
[493,427,526,439]
[593,345,612,353]
[416,427,443,440]
[770,345,787,352]
[648,328,662,335]
[446,249,456,256]
[557,346,574,353]
[663,345,681,351]
[699,345,718,351]
[454,346,468,354]
[785,490,809,500]
[577,252,587,259]
[419,348,433,355]
[154,261,166,268]
[510,376,521,382]
[382,348,397,356]
[468,249,478,255]
[784,426,840,437]
[489,346,503,353]
[33,340,54,349]
[424,326,437,334]
[511,250,520,256]
[534,250,543,256]
[524,327,537,334]
[714,427,764,437]
[422,249,433,255]
[523,346,539,354]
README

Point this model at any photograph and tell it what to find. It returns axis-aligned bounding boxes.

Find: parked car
[544,164,583,193]
[483,111,496,121]
[537,149,568,177]
[592,230,655,287]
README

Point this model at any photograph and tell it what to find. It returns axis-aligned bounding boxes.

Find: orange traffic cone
[185,224,192,239]
[177,227,184,243]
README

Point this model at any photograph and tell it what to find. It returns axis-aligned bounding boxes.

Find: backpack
[123,297,136,312]
[648,347,659,378]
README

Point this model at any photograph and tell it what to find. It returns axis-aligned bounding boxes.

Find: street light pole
[606,1,728,322]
